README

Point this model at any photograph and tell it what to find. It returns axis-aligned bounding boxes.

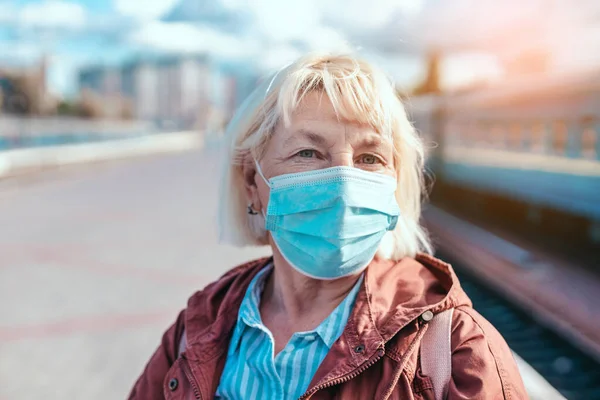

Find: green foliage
[57,100,79,116]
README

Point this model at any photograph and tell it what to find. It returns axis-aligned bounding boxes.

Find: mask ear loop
[254,159,270,187]
[254,159,270,218]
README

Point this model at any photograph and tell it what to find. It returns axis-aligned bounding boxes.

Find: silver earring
[247,204,258,215]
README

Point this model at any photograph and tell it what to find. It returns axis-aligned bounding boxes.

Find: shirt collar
[232,265,364,351]
[238,263,272,327]
[226,264,272,355]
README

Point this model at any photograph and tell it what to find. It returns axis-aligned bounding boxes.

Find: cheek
[378,164,397,179]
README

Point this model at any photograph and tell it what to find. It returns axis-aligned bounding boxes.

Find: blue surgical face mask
[255,162,400,280]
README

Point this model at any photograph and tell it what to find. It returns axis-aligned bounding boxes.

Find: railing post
[492,122,506,150]
[542,121,553,155]
[595,122,600,161]
[468,120,477,147]
[566,120,582,158]
[501,122,509,149]
[521,122,529,151]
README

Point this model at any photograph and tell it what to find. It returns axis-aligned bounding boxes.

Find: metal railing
[409,73,600,161]
[0,116,159,151]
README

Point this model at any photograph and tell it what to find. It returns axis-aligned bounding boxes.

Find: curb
[0,131,203,178]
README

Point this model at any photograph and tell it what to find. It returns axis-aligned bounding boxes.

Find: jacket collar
[304,253,471,388]
[182,254,471,396]
[364,253,470,343]
[228,261,366,354]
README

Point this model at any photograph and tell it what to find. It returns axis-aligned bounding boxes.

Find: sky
[0,0,598,98]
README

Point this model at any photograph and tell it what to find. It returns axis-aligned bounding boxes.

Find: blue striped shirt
[215,264,363,400]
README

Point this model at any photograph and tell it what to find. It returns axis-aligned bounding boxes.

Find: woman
[129,53,526,400]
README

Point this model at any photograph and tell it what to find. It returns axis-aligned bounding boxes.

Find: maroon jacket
[129,254,527,399]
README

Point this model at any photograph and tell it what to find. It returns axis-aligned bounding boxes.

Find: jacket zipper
[298,323,428,400]
[181,357,202,400]
[298,347,386,400]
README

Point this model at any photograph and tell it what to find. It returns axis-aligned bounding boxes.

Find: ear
[242,154,263,212]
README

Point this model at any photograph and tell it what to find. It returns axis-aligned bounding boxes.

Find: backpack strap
[177,328,187,358]
[420,308,454,400]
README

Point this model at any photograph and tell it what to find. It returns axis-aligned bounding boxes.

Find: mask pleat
[264,167,401,280]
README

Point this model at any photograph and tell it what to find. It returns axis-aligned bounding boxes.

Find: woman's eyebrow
[285,129,328,147]
[355,134,392,150]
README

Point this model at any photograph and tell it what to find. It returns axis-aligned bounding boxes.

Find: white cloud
[248,0,322,42]
[19,0,86,30]
[259,45,302,71]
[441,53,503,89]
[414,0,547,47]
[114,0,180,21]
[216,0,427,61]
[323,0,421,30]
[360,51,424,87]
[129,21,257,59]
[46,54,80,97]
[548,24,600,72]
[0,3,17,24]
[0,41,42,64]
[224,0,425,33]
[125,1,354,66]
[221,0,354,55]
[299,26,353,53]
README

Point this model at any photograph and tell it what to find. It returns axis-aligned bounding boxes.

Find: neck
[262,239,362,329]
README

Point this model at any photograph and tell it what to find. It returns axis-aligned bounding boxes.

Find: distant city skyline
[77,54,246,127]
[1,0,599,98]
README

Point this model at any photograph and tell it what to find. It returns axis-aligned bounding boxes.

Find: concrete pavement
[0,145,269,400]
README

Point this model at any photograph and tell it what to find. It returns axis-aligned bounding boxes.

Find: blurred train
[409,70,600,244]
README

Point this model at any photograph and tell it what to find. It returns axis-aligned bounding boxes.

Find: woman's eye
[359,154,379,165]
[297,149,315,158]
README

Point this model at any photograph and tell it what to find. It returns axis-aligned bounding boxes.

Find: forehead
[279,91,385,143]
[291,91,339,124]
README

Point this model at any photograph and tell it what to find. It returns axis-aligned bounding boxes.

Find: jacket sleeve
[128,309,186,400]
[448,306,528,400]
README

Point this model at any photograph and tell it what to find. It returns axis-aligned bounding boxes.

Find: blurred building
[153,56,212,128]
[121,61,160,123]
[79,66,129,119]
[78,55,260,131]
[0,57,57,115]
[79,66,121,95]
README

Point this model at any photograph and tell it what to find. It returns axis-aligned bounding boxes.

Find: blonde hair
[219,52,432,260]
